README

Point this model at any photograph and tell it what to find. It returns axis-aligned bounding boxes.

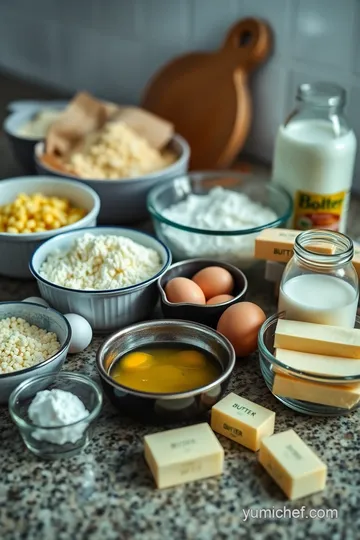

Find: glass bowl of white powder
[9,371,102,459]
[147,172,292,269]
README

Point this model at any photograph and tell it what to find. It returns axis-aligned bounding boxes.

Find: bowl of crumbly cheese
[30,226,172,333]
[0,301,71,403]
[34,122,190,224]
[9,371,102,459]
[147,172,293,269]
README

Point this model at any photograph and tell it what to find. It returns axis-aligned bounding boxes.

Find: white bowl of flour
[147,173,292,269]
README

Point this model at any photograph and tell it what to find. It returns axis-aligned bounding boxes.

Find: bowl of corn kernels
[0,176,100,278]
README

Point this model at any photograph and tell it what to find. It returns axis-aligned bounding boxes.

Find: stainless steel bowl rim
[147,171,293,235]
[34,135,190,184]
[8,371,103,429]
[258,311,360,382]
[0,301,72,379]
[29,226,172,296]
[158,258,248,307]
[96,318,236,399]
[0,176,101,242]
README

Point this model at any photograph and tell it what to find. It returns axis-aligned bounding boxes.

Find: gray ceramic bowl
[3,100,67,173]
[0,301,71,403]
[96,319,236,423]
[34,135,190,224]
[158,258,248,328]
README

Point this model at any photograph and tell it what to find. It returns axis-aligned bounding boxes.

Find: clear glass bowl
[147,172,292,269]
[9,372,102,459]
[258,312,360,416]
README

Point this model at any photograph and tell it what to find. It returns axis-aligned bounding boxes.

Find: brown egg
[165,277,206,305]
[206,294,234,305]
[217,302,266,357]
[192,266,234,299]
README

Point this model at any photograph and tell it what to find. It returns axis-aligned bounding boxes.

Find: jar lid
[297,82,346,108]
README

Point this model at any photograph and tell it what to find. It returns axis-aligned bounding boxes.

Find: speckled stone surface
[0,74,359,540]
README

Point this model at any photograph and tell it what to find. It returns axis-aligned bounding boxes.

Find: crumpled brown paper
[45,92,174,158]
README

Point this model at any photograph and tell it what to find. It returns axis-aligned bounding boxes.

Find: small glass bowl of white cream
[258,312,360,417]
[9,372,102,459]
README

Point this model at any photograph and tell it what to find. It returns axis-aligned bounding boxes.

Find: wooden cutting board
[142,18,271,169]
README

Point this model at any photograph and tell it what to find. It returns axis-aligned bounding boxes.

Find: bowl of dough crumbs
[147,172,292,269]
[0,301,71,403]
[9,371,102,459]
[29,226,172,333]
[34,122,190,224]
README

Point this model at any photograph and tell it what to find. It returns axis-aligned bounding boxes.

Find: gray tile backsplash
[1,0,360,191]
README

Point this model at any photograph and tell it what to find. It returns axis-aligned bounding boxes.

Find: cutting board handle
[221,18,272,71]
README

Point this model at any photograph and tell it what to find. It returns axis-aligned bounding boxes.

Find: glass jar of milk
[278,230,359,327]
[272,82,357,233]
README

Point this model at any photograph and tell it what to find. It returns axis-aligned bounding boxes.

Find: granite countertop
[0,74,359,540]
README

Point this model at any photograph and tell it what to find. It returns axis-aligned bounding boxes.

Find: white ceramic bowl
[0,301,71,404]
[34,135,190,224]
[30,226,172,333]
[3,100,68,173]
[0,176,101,279]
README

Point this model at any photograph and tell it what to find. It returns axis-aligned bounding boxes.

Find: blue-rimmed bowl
[29,226,172,333]
[0,301,71,403]
[3,100,67,172]
[0,176,100,279]
[147,172,292,269]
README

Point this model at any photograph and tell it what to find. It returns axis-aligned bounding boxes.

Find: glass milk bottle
[278,230,359,327]
[272,82,357,233]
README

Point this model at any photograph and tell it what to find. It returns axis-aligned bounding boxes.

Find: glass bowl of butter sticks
[258,312,360,416]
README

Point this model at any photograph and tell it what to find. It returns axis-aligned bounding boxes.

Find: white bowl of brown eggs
[0,176,100,279]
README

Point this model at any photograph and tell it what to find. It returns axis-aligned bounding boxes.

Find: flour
[28,389,90,445]
[39,233,162,290]
[162,187,277,266]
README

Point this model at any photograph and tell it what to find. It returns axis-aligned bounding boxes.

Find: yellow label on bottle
[292,190,347,231]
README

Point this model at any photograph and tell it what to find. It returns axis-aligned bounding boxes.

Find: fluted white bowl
[29,226,172,333]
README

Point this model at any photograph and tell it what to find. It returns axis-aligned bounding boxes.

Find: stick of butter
[258,429,327,500]
[272,371,360,409]
[144,423,224,489]
[211,392,275,451]
[275,348,360,377]
[255,228,360,277]
[275,319,360,358]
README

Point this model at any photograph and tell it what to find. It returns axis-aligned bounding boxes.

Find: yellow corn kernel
[0,193,86,234]
[7,216,17,226]
[27,219,36,230]
[43,214,54,225]
[6,226,18,233]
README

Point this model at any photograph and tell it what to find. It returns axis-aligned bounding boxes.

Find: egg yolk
[175,350,207,369]
[120,352,154,371]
